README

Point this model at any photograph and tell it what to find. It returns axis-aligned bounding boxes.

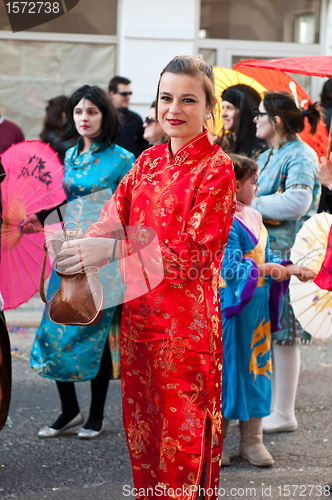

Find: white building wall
[325,0,332,55]
[117,0,199,118]
[310,0,332,100]
[1,0,332,133]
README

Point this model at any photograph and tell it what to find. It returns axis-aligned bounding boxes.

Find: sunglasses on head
[144,117,156,125]
[117,91,132,97]
[253,107,268,117]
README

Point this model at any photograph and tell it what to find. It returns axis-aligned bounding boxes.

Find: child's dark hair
[229,153,258,181]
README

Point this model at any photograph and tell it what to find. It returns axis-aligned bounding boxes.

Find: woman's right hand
[57,237,115,273]
[22,214,42,234]
[258,263,292,282]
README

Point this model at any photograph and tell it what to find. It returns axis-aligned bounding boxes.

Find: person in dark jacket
[108,76,149,158]
[0,102,24,154]
[0,97,24,427]
[0,157,11,432]
[40,95,78,164]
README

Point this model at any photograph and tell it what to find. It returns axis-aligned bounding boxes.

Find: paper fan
[0,140,66,309]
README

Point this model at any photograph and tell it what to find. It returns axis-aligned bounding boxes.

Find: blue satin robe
[30,140,135,381]
[220,217,289,420]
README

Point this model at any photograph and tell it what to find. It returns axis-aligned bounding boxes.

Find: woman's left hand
[57,237,113,273]
[22,214,43,234]
[285,264,316,282]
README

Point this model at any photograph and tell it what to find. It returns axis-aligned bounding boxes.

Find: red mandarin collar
[131,129,214,192]
[166,129,213,166]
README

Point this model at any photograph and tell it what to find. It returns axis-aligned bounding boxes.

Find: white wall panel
[122,0,196,39]
[117,0,197,119]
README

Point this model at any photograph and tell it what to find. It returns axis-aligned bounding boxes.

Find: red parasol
[233,61,329,159]
[237,56,332,157]
[236,56,332,78]
[0,140,66,310]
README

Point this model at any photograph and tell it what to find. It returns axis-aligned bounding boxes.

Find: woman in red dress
[59,55,236,500]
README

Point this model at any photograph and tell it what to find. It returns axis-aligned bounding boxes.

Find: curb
[5,312,42,328]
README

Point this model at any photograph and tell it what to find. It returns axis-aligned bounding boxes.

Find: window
[294,13,316,43]
[200,0,321,43]
[199,48,217,66]
[0,0,117,35]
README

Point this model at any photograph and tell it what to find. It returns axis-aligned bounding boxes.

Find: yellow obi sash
[244,224,268,288]
[220,224,268,289]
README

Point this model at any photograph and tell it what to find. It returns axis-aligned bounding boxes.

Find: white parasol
[289,212,332,339]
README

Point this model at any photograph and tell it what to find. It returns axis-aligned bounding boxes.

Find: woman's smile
[167,118,186,126]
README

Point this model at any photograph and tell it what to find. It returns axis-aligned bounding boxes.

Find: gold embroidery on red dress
[85,129,236,499]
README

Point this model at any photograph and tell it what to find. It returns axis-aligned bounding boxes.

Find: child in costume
[220,154,315,467]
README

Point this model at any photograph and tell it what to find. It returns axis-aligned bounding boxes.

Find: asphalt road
[1,328,331,500]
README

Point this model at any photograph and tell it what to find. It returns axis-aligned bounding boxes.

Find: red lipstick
[167,119,185,126]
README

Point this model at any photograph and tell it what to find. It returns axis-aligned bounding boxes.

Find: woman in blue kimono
[24,86,135,438]
[220,154,314,467]
[252,92,321,434]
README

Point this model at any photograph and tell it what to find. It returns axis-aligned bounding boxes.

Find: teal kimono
[220,214,289,421]
[255,137,319,344]
[30,140,135,381]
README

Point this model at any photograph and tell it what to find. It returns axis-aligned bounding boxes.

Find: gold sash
[220,224,268,289]
[244,225,268,288]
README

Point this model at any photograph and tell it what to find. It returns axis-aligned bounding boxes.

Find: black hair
[219,84,262,156]
[320,80,332,108]
[63,85,121,147]
[155,55,216,127]
[40,95,68,141]
[229,153,258,181]
[263,90,321,135]
[108,76,131,93]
